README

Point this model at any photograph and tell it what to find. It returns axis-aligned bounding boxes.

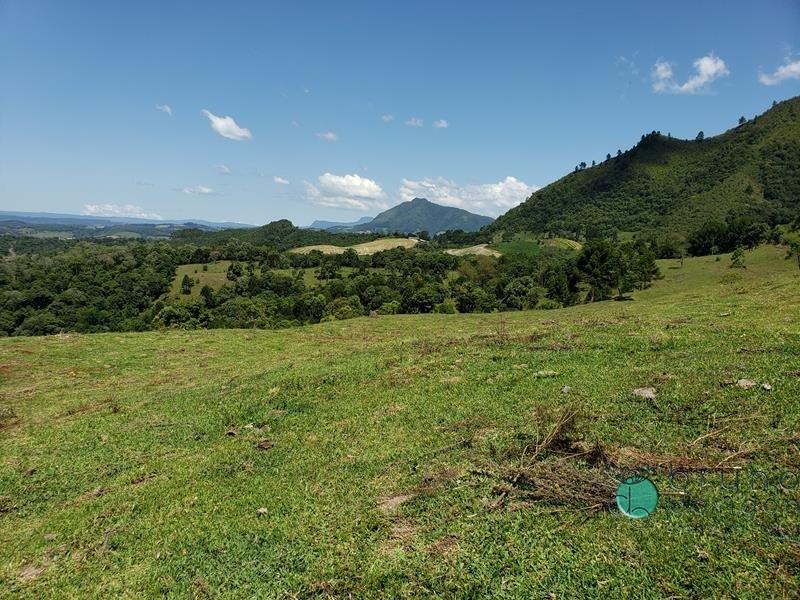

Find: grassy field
[491,235,582,256]
[290,238,418,255]
[1,246,799,598]
[169,261,234,297]
[444,244,502,257]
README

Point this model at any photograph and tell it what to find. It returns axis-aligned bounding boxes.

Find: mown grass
[1,246,798,598]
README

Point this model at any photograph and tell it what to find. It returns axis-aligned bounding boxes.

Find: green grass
[1,246,799,598]
[169,261,234,297]
[492,233,581,256]
[492,239,543,256]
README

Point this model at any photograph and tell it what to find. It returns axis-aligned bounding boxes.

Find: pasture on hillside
[290,237,418,255]
[1,246,798,598]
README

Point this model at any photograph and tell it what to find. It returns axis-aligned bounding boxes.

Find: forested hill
[488,96,800,239]
[353,198,493,234]
[171,219,384,250]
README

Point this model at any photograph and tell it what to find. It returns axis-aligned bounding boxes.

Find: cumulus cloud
[759,58,800,85]
[216,164,231,175]
[381,114,394,122]
[399,176,537,216]
[405,117,423,127]
[304,173,387,210]
[273,176,290,185]
[316,131,338,142]
[156,104,172,116]
[201,109,252,141]
[182,185,214,195]
[651,54,729,94]
[433,119,449,129]
[83,204,162,220]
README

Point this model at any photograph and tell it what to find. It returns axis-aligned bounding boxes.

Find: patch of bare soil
[426,535,458,556]
[379,518,418,555]
[17,563,47,583]
[377,494,413,513]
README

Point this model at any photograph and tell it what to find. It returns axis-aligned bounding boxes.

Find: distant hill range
[307,216,374,231]
[348,198,493,234]
[0,211,253,240]
[488,96,800,239]
[0,211,252,229]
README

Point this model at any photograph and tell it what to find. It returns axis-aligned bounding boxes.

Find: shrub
[434,298,458,314]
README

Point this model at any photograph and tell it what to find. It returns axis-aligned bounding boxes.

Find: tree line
[0,237,660,335]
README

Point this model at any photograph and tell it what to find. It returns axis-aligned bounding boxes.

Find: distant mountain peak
[353,198,493,234]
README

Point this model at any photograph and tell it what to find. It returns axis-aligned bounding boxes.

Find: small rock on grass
[632,387,657,400]
[256,507,268,516]
[736,379,757,389]
[761,383,773,391]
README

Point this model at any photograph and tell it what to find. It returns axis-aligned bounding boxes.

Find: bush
[323,296,364,321]
[536,298,561,310]
[377,300,401,315]
[434,298,458,314]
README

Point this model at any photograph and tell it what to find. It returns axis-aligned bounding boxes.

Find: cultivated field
[1,246,798,598]
[444,244,502,257]
[290,237,418,255]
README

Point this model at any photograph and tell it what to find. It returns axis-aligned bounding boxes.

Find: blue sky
[1,1,799,226]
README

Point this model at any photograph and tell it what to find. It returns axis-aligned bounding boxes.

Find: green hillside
[354,198,494,234]
[1,246,798,597]
[172,219,383,249]
[489,97,800,239]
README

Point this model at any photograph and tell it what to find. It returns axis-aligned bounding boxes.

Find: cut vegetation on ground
[1,246,798,597]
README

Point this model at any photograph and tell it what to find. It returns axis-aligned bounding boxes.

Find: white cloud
[759,58,800,85]
[216,164,231,175]
[651,54,729,94]
[273,176,290,185]
[156,104,172,116]
[399,176,537,217]
[201,109,252,141]
[319,173,384,198]
[316,131,338,142]
[83,204,162,220]
[182,185,214,195]
[405,117,423,127]
[381,114,394,122]
[305,173,388,211]
[433,119,449,129]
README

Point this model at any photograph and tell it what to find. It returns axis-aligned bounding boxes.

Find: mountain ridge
[488,96,800,239]
[306,216,374,230]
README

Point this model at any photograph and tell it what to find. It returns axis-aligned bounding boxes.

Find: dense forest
[0,234,661,336]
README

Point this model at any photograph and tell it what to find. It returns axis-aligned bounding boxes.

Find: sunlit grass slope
[1,246,798,598]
